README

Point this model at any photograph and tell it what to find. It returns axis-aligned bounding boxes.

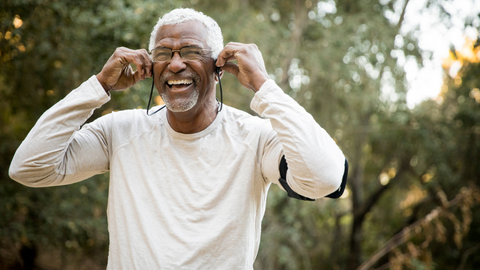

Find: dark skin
[96,20,269,134]
[152,21,218,133]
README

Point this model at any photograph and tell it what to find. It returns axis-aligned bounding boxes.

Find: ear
[214,67,224,82]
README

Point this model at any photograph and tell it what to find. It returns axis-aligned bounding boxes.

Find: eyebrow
[154,45,203,49]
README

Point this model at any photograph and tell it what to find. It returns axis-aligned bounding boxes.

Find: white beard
[160,88,200,112]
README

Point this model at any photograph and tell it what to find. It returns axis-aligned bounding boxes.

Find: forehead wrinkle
[154,21,209,50]
[155,37,206,50]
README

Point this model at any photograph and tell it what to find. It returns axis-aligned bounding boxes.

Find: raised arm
[8,77,111,187]
[216,42,346,199]
[9,48,153,187]
[251,80,346,199]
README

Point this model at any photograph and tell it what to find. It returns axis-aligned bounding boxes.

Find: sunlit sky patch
[400,0,480,108]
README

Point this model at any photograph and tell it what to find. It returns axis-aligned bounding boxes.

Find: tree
[2,0,479,269]
[1,0,179,267]
[358,36,480,270]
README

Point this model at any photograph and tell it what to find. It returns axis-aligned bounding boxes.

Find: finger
[216,50,235,67]
[129,53,147,80]
[119,55,145,85]
[137,49,153,78]
[132,68,143,85]
[216,43,244,67]
[128,51,154,85]
[118,49,149,79]
[220,62,239,78]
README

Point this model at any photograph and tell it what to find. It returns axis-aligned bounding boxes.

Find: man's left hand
[216,42,270,92]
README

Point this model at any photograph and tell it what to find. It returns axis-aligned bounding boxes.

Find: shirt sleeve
[9,75,112,187]
[251,79,346,199]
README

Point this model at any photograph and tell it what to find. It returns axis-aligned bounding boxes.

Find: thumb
[132,69,144,84]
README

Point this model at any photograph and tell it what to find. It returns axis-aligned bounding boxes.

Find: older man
[10,8,347,269]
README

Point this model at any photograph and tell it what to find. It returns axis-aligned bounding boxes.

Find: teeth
[167,79,193,85]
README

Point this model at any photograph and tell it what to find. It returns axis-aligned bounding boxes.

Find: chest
[109,127,265,209]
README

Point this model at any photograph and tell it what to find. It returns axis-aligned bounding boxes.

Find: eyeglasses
[150,46,212,62]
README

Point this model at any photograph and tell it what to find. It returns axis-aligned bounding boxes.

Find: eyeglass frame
[149,46,213,62]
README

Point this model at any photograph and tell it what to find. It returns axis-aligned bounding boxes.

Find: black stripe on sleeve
[278,156,348,200]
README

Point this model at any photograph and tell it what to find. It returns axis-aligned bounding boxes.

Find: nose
[168,51,187,73]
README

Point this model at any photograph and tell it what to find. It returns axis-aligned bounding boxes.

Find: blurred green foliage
[1,0,479,269]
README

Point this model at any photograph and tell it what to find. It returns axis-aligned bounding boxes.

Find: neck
[166,98,219,134]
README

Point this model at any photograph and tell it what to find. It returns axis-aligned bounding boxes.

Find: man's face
[153,21,217,113]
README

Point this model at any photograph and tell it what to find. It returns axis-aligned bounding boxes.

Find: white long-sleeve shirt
[9,76,345,269]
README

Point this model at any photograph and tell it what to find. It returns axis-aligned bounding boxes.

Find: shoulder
[88,106,164,138]
[106,106,163,125]
[222,105,274,138]
[223,105,267,126]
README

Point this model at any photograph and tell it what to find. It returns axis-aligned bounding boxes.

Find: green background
[1,0,479,269]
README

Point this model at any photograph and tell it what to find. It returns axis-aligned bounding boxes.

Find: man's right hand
[96,47,153,93]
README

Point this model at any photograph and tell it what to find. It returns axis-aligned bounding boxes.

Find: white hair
[148,8,224,60]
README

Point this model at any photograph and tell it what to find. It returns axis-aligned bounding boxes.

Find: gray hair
[148,8,224,60]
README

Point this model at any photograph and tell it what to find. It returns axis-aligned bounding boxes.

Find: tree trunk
[346,116,369,270]
[279,0,309,90]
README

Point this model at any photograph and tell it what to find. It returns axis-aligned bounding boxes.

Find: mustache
[158,71,201,84]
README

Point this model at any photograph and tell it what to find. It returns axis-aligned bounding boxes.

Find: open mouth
[166,79,193,88]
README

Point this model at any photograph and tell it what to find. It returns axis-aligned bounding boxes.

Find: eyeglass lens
[151,47,206,62]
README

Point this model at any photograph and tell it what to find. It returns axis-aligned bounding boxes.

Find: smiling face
[153,20,217,113]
